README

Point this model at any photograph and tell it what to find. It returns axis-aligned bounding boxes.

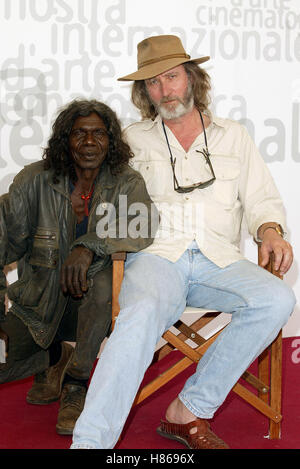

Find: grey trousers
[0,266,112,383]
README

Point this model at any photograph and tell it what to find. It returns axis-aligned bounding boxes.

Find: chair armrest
[111,252,127,330]
[111,252,127,261]
[257,245,282,279]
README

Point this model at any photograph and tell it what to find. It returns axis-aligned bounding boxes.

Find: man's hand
[259,228,293,276]
[60,246,94,298]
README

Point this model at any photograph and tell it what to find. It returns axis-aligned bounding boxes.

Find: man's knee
[254,277,296,329]
[271,282,296,327]
[83,267,112,312]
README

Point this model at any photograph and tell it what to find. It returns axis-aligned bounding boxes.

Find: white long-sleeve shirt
[124,113,286,267]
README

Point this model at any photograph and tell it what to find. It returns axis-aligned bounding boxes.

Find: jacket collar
[47,161,116,198]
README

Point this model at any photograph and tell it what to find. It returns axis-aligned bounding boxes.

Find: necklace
[80,184,95,216]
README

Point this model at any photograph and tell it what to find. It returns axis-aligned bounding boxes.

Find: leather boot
[56,383,87,435]
[26,342,73,405]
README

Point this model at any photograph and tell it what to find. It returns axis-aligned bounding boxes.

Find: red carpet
[1,337,300,449]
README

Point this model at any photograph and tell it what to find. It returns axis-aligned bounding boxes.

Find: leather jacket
[0,160,157,348]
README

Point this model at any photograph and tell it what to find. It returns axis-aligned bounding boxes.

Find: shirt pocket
[210,155,240,207]
[29,227,59,269]
[132,151,173,198]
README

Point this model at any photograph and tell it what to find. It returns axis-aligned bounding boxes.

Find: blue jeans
[71,243,295,449]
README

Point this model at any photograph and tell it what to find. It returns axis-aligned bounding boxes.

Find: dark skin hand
[60,246,94,298]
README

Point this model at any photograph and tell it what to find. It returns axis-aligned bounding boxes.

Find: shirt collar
[139,109,228,132]
[205,110,228,129]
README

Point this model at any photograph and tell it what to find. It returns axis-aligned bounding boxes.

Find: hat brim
[118,56,210,81]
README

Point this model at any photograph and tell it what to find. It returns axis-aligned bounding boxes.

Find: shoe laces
[60,385,86,409]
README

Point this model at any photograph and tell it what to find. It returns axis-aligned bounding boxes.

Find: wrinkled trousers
[0,266,112,383]
[71,243,295,449]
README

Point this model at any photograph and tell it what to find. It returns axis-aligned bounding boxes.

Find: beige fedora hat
[118,35,210,81]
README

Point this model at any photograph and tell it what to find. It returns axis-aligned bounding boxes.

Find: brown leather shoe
[157,418,229,449]
[56,383,87,435]
[26,342,73,405]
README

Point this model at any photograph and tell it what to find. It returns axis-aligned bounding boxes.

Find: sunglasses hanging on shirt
[162,111,215,194]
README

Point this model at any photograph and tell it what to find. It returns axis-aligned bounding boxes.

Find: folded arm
[61,172,158,297]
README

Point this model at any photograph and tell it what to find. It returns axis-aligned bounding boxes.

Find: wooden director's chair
[111,246,283,440]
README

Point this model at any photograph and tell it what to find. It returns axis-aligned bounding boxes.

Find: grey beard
[157,82,194,120]
[158,97,194,120]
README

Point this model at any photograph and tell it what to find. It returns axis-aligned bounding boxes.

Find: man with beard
[0,99,155,435]
[71,35,295,449]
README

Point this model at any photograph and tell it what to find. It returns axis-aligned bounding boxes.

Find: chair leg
[258,347,269,403]
[258,331,282,439]
[269,331,282,439]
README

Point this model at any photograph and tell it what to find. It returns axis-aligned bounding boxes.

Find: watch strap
[257,224,285,242]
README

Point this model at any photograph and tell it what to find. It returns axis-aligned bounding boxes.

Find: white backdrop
[0,0,299,337]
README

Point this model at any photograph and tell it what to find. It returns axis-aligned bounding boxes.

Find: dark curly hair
[43,99,133,183]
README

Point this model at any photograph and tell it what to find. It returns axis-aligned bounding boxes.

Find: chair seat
[180,307,231,340]
[183,306,218,314]
[111,249,283,440]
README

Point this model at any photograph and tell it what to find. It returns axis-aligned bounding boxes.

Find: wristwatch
[257,224,285,242]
